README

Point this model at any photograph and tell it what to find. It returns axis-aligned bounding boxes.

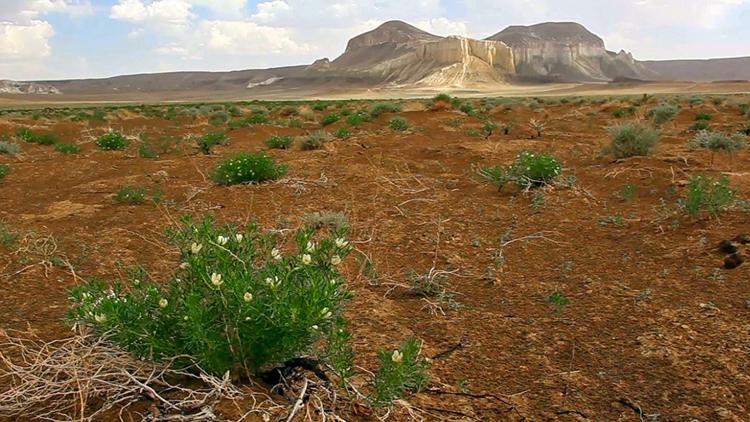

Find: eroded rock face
[0,80,61,94]
[487,22,654,82]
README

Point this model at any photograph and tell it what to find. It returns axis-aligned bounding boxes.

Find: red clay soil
[1,96,749,421]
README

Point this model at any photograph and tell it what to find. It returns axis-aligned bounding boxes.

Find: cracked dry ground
[1,98,749,421]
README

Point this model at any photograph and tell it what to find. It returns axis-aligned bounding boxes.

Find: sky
[1,0,749,81]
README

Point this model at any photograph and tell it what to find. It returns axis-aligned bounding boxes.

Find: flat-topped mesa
[0,80,61,94]
[416,36,515,71]
[344,20,439,52]
[486,22,652,82]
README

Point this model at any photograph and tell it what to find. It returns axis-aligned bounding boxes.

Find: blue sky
[1,0,749,80]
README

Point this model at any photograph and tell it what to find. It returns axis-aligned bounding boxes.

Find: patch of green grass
[689,121,710,132]
[371,337,429,406]
[680,174,735,218]
[389,117,410,131]
[334,127,350,139]
[320,112,341,127]
[346,112,369,126]
[0,164,9,180]
[196,132,228,154]
[265,135,293,149]
[115,185,146,205]
[547,290,569,313]
[54,143,81,154]
[369,102,402,118]
[96,131,130,151]
[16,128,59,145]
[612,106,636,118]
[695,112,713,121]
[0,220,18,247]
[210,152,287,185]
[616,183,637,201]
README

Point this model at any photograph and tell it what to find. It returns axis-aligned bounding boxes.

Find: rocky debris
[0,80,61,95]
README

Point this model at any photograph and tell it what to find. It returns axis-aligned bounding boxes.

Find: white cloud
[188,0,248,17]
[110,0,194,26]
[415,17,467,36]
[196,20,310,54]
[0,20,54,61]
[154,44,190,56]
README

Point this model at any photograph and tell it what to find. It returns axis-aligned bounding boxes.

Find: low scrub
[96,131,130,151]
[0,164,9,180]
[54,143,81,154]
[196,132,227,154]
[114,185,146,204]
[320,112,341,127]
[371,337,429,406]
[67,215,353,376]
[606,122,660,158]
[0,140,21,155]
[647,103,680,125]
[210,152,287,185]
[389,117,409,131]
[17,128,59,145]
[301,131,330,150]
[264,135,293,149]
[689,130,747,160]
[369,102,402,118]
[479,151,562,190]
[679,175,735,218]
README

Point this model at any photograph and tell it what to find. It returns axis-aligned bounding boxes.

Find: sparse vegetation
[0,164,9,180]
[334,127,350,139]
[648,103,680,125]
[0,140,21,155]
[210,152,287,185]
[389,117,409,131]
[320,112,341,127]
[371,337,429,406]
[96,131,130,150]
[114,185,146,204]
[369,102,402,117]
[680,174,735,218]
[265,135,293,149]
[479,151,562,190]
[607,122,660,158]
[54,143,81,154]
[196,132,227,154]
[689,130,747,163]
[301,131,329,150]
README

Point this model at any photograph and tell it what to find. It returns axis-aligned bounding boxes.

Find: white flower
[159,298,168,308]
[94,314,107,323]
[306,241,315,252]
[210,273,223,287]
[191,243,203,254]
[179,262,189,270]
[302,254,312,265]
[311,325,319,330]
[330,255,342,266]
[183,316,189,321]
[217,236,229,245]
[243,292,253,302]
[271,248,282,261]
[235,234,244,242]
[391,350,403,363]
[320,307,332,319]
[335,238,349,248]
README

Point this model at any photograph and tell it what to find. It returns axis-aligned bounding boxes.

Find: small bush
[16,127,35,143]
[67,215,353,376]
[265,135,293,149]
[302,211,350,232]
[458,102,475,116]
[647,103,680,125]
[301,131,329,151]
[54,143,81,154]
[432,93,452,103]
[346,112,369,126]
[479,151,562,190]
[0,220,18,247]
[209,111,229,126]
[612,107,636,118]
[371,337,429,406]
[680,175,735,218]
[689,121,710,132]
[312,101,328,111]
[210,152,287,185]
[689,130,747,157]
[16,128,59,145]
[0,140,21,155]
[389,117,409,131]
[196,132,227,155]
[115,185,146,204]
[0,164,9,180]
[695,112,713,121]
[320,112,341,127]
[369,102,402,117]
[607,122,660,158]
[96,131,130,151]
[334,127,350,139]
[482,120,498,137]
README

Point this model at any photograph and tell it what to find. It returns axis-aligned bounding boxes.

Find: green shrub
[16,127,59,145]
[197,132,227,154]
[479,151,562,190]
[334,127,350,139]
[695,112,713,121]
[371,337,429,406]
[459,102,475,116]
[689,130,747,158]
[320,112,341,127]
[301,131,329,150]
[209,111,229,126]
[346,112,369,126]
[369,102,402,117]
[115,185,146,204]
[0,164,9,180]
[680,175,735,218]
[607,122,660,158]
[689,121,710,132]
[0,220,18,247]
[432,93,452,103]
[265,135,293,149]
[312,101,328,111]
[16,127,35,142]
[482,120,498,137]
[96,131,130,150]
[54,143,81,154]
[389,117,409,131]
[612,107,636,118]
[210,152,287,185]
[0,140,21,155]
[67,215,353,376]
[647,103,680,125]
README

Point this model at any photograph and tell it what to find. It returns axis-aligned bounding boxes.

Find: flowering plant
[478,151,563,190]
[67,214,352,376]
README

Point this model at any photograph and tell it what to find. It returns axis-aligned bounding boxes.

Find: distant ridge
[4,20,748,95]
